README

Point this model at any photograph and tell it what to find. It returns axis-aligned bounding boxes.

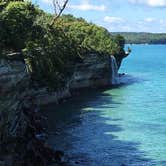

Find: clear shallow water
[45,45,166,166]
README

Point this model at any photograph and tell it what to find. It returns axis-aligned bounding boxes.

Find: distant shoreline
[125,43,166,45]
[112,32,166,45]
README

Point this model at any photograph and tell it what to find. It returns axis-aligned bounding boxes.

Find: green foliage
[113,34,126,68]
[23,25,81,89]
[0,1,40,50]
[114,34,125,48]
[59,15,125,57]
[112,32,166,44]
[0,0,23,11]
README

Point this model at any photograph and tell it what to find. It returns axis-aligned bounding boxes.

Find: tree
[114,34,125,48]
[0,0,24,12]
[50,0,69,26]
[0,1,40,51]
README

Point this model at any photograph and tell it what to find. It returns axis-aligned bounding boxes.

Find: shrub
[0,1,40,50]
[23,26,81,89]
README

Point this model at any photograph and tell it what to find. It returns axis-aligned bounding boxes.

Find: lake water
[45,45,166,166]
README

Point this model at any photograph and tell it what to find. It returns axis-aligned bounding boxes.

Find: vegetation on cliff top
[0,0,126,89]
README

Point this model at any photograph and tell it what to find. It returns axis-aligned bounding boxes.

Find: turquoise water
[46,45,166,166]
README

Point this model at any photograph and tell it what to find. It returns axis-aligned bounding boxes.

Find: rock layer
[0,54,115,105]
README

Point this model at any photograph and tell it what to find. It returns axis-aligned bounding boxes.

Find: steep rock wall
[0,54,116,105]
[70,55,111,90]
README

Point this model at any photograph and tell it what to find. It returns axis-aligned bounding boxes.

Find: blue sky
[33,0,166,32]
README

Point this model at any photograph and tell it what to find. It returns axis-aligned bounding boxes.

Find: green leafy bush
[23,25,81,89]
[59,15,125,57]
[0,1,40,50]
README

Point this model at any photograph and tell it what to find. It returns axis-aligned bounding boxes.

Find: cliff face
[0,59,27,94]
[0,54,113,105]
[0,59,70,105]
[70,55,111,90]
[0,55,120,165]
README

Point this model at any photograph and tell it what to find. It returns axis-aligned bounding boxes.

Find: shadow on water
[115,74,148,88]
[42,76,164,166]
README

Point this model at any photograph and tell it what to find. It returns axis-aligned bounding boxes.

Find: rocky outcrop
[0,54,114,105]
[0,59,71,105]
[0,54,121,165]
[0,59,27,94]
[70,54,111,90]
[0,57,69,165]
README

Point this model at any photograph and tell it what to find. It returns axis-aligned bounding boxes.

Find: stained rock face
[70,55,111,90]
[0,54,114,105]
[0,59,70,105]
[0,59,27,94]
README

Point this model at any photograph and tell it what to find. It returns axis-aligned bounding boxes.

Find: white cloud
[144,18,166,26]
[128,0,166,7]
[104,15,166,32]
[69,4,106,11]
[41,0,65,5]
[41,0,106,11]
[160,19,165,24]
[144,17,156,22]
[104,16,131,31]
[42,0,51,4]
[68,0,106,11]
[104,16,125,24]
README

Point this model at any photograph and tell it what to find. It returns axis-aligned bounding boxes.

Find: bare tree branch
[50,0,69,26]
[53,0,57,15]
